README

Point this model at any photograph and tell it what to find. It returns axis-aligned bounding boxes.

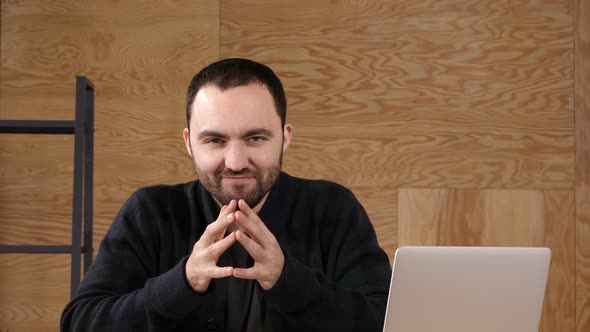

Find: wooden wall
[0,1,219,330]
[1,0,587,331]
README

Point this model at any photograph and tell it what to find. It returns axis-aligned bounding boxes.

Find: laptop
[382,246,551,332]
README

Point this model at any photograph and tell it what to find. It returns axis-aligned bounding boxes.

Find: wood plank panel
[351,187,397,264]
[0,135,73,245]
[221,0,574,189]
[575,0,590,330]
[91,97,200,250]
[398,188,575,332]
[1,0,219,330]
[282,125,571,189]
[0,254,70,331]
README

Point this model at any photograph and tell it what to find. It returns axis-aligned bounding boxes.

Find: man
[61,58,392,331]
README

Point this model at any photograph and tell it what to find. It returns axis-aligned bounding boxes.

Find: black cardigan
[61,172,392,331]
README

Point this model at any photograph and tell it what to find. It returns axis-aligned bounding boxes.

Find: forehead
[190,84,280,132]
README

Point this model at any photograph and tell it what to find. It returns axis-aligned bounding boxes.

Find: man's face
[183,84,292,210]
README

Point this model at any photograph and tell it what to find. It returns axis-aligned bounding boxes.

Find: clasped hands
[185,199,284,293]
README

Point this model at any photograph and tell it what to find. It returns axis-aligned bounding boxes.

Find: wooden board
[0,0,220,329]
[0,135,73,245]
[575,0,590,330]
[398,188,575,332]
[351,187,397,263]
[0,254,70,332]
[222,0,574,189]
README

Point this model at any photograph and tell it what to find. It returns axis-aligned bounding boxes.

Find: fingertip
[240,200,253,214]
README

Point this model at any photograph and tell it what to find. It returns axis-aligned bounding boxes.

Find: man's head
[185,58,287,129]
[183,58,293,211]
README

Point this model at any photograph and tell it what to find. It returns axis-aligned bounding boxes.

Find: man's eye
[205,138,224,144]
[249,136,266,142]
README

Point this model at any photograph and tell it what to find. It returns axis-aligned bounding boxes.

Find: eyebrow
[197,130,227,140]
[243,128,273,139]
[197,128,274,140]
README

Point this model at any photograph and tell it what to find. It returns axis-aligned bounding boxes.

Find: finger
[236,230,263,260]
[237,200,269,237]
[237,199,254,217]
[234,211,264,246]
[223,199,238,218]
[202,218,232,245]
[236,200,273,246]
[236,200,264,234]
[201,200,237,244]
[208,231,237,257]
[233,266,260,280]
[216,206,237,242]
[214,204,228,242]
[209,266,234,279]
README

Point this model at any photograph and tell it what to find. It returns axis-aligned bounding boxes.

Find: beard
[192,148,283,208]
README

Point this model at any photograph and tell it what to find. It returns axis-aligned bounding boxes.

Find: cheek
[252,144,282,167]
[193,150,224,173]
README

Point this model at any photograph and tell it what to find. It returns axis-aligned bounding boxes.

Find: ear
[183,128,193,157]
[282,124,293,153]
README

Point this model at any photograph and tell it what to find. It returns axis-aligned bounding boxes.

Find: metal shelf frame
[0,76,95,298]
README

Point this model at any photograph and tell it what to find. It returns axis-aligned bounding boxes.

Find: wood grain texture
[0,0,583,330]
[1,0,219,330]
[0,135,73,245]
[282,125,571,189]
[398,188,575,332]
[350,187,397,264]
[575,0,590,330]
[0,254,70,332]
[222,0,574,189]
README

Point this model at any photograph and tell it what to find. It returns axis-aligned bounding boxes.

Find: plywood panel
[1,0,219,119]
[282,126,571,189]
[575,0,590,330]
[0,254,70,331]
[221,0,574,189]
[1,0,219,330]
[351,187,397,264]
[0,135,73,245]
[398,188,575,332]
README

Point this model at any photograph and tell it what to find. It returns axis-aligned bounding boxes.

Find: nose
[224,142,249,172]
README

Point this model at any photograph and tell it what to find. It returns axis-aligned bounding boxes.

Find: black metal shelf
[0,120,76,134]
[0,245,72,254]
[0,76,95,298]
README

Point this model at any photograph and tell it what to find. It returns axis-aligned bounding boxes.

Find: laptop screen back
[382,246,551,332]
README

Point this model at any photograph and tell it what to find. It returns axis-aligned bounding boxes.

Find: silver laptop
[382,246,551,332]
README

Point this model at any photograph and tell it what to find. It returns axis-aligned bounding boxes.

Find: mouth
[222,176,255,184]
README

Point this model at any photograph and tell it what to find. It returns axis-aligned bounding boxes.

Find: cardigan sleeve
[265,190,392,332]
[60,191,206,332]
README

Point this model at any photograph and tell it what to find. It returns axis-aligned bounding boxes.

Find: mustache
[219,169,258,177]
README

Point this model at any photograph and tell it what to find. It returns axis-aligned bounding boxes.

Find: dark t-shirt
[226,242,272,332]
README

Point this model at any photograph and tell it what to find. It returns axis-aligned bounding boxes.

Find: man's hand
[185,200,238,293]
[232,199,285,290]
